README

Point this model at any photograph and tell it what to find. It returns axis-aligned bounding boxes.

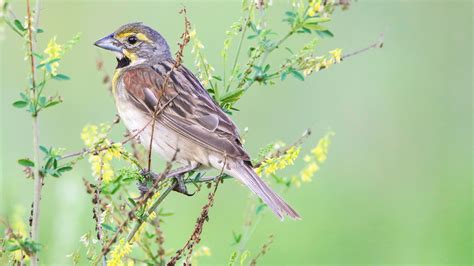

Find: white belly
[115,96,213,167]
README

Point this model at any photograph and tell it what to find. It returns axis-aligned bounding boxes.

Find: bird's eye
[127,36,138,45]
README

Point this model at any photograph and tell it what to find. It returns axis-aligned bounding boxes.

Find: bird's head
[94,22,171,66]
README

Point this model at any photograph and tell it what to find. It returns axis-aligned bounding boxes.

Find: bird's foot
[172,174,194,196]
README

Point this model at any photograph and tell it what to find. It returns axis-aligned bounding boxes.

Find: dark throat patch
[116,56,131,69]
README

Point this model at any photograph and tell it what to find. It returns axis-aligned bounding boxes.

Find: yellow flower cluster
[256,146,301,177]
[107,239,132,266]
[190,246,212,265]
[189,29,215,86]
[300,48,343,76]
[296,131,334,185]
[42,36,63,76]
[307,0,323,16]
[81,124,123,183]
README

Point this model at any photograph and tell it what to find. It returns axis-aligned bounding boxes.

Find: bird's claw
[172,174,194,196]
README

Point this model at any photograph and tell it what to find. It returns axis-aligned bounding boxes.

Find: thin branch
[342,32,384,60]
[253,128,311,168]
[146,6,191,172]
[249,235,274,266]
[26,0,42,265]
[125,182,175,243]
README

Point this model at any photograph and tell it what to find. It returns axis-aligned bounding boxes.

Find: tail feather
[231,161,301,220]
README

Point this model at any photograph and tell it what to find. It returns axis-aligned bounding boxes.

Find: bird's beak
[94,33,122,53]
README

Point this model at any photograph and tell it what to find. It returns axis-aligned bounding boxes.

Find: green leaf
[45,100,62,108]
[291,70,305,81]
[14,19,26,32]
[38,96,47,107]
[20,92,29,101]
[306,17,331,24]
[52,74,70,81]
[6,244,21,252]
[39,145,49,155]
[32,52,44,60]
[232,231,242,244]
[304,23,327,31]
[57,166,73,173]
[36,28,44,33]
[36,58,60,69]
[219,89,245,105]
[316,30,334,38]
[255,203,267,214]
[18,158,35,167]
[102,223,117,232]
[281,71,288,81]
[12,100,28,108]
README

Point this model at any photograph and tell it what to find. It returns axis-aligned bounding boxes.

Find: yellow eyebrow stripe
[116,32,152,43]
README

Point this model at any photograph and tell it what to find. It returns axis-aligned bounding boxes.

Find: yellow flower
[300,162,319,182]
[108,239,132,266]
[311,131,335,163]
[256,146,301,177]
[42,36,63,75]
[329,48,342,63]
[297,131,335,184]
[44,36,62,58]
[307,0,322,17]
[190,246,212,265]
[81,124,123,183]
[291,175,302,188]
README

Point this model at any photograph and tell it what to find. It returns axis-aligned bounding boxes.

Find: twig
[167,157,227,266]
[342,32,384,60]
[146,6,191,172]
[253,128,311,168]
[249,234,274,266]
[26,0,42,264]
[125,182,175,243]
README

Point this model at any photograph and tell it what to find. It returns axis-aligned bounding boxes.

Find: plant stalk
[126,182,175,243]
[26,0,42,265]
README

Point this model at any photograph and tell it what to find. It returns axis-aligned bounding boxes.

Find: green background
[1,0,472,264]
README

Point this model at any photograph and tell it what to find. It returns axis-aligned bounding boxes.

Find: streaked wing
[121,60,250,161]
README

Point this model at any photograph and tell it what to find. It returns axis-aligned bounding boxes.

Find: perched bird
[94,22,299,220]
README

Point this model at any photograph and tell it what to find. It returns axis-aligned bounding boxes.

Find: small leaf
[306,17,331,24]
[36,58,60,69]
[14,19,26,32]
[38,96,47,107]
[52,74,70,81]
[255,203,267,214]
[12,100,28,108]
[57,166,73,173]
[32,52,44,60]
[101,223,117,232]
[39,145,49,155]
[18,158,35,167]
[45,100,62,108]
[36,28,44,33]
[316,30,334,38]
[291,70,305,81]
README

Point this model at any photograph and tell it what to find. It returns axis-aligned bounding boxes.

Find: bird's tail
[230,161,301,220]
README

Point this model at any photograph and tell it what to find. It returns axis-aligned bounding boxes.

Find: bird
[94,22,300,220]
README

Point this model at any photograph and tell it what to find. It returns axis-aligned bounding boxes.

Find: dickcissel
[94,23,299,220]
